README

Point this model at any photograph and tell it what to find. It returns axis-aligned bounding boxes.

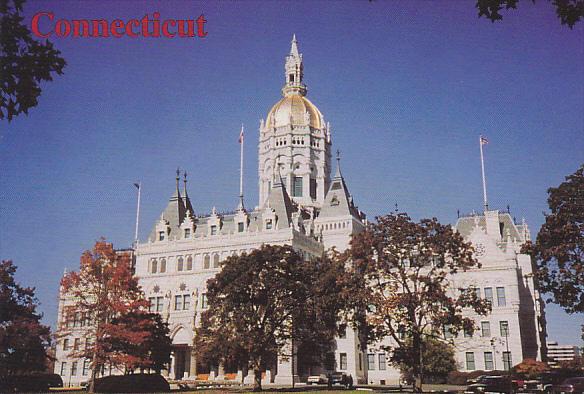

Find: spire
[283,34,306,96]
[183,171,195,215]
[238,124,245,212]
[175,167,181,197]
[334,149,342,178]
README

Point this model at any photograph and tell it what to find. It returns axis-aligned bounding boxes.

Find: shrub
[447,370,508,385]
[0,373,63,392]
[93,373,169,393]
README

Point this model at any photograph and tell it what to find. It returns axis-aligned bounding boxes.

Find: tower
[258,35,332,209]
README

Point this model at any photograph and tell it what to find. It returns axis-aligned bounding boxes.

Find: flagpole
[239,124,244,210]
[479,135,488,211]
[134,182,141,245]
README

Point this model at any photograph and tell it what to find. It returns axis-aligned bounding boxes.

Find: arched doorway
[171,327,192,380]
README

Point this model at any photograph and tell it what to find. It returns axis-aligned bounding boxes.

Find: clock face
[475,243,486,257]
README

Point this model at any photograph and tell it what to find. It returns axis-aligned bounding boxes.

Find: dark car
[465,375,515,393]
[551,377,584,394]
[329,372,351,387]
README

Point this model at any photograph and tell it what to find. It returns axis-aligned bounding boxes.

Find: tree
[0,260,52,376]
[513,359,549,379]
[527,165,584,314]
[1,0,66,121]
[195,245,345,391]
[60,240,170,392]
[394,337,457,384]
[476,0,584,28]
[341,213,491,392]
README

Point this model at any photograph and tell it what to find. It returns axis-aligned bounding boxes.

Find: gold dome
[265,94,324,129]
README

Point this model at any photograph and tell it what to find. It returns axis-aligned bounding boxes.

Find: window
[484,352,494,370]
[398,325,406,340]
[497,287,506,306]
[444,324,454,339]
[213,254,220,268]
[149,296,155,311]
[160,259,166,273]
[177,257,184,272]
[74,312,81,327]
[310,178,317,199]
[156,296,164,312]
[151,259,157,274]
[186,256,193,270]
[71,361,78,376]
[63,338,70,351]
[266,219,273,230]
[183,294,191,310]
[474,287,481,299]
[503,352,512,371]
[201,293,208,309]
[184,228,191,238]
[481,321,491,337]
[85,337,92,350]
[464,326,474,338]
[158,231,165,241]
[339,353,347,370]
[80,313,86,327]
[82,359,89,376]
[204,255,210,269]
[339,327,346,339]
[500,321,509,337]
[60,362,67,376]
[484,287,493,303]
[289,73,294,82]
[210,225,217,235]
[174,295,182,310]
[238,222,245,232]
[293,176,303,197]
[378,353,387,370]
[74,338,80,350]
[359,353,362,370]
[367,353,375,370]
[174,295,190,310]
[466,352,475,370]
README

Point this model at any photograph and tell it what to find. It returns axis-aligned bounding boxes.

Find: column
[189,348,197,378]
[274,342,299,385]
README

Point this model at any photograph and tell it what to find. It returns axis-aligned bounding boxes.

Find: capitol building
[54,36,546,386]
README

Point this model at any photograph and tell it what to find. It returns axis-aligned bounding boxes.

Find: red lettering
[110,19,124,37]
[126,19,139,37]
[31,12,53,38]
[196,15,207,37]
[141,14,150,37]
[151,12,160,37]
[162,20,176,38]
[72,20,90,37]
[55,19,71,37]
[177,20,195,37]
[91,20,109,37]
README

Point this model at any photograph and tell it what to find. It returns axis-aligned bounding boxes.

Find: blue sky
[1,1,582,345]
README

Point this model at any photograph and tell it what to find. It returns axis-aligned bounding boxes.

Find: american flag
[480,136,488,145]
[239,125,244,144]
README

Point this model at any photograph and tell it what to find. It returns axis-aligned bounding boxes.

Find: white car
[307,374,329,385]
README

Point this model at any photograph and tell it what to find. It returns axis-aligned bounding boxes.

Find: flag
[239,125,244,144]
[134,182,140,189]
[480,136,489,145]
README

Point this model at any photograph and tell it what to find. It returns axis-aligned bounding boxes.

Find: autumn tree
[1,0,66,121]
[195,245,346,391]
[528,165,584,314]
[476,0,583,28]
[513,359,549,379]
[60,241,170,392]
[342,213,491,392]
[0,260,51,376]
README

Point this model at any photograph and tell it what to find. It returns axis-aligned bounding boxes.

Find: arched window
[151,259,157,274]
[213,254,220,268]
[186,256,193,270]
[203,255,210,269]
[177,257,184,272]
[160,259,166,273]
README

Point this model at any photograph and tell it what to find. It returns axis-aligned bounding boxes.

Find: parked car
[329,372,351,387]
[524,372,572,393]
[465,375,515,393]
[307,374,328,385]
[551,377,584,394]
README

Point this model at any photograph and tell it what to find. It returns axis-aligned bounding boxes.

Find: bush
[447,370,507,385]
[93,373,169,393]
[0,373,63,392]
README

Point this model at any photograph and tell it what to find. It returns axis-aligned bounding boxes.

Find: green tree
[475,0,583,28]
[1,0,66,121]
[195,245,345,391]
[527,165,584,314]
[341,213,491,392]
[394,337,457,384]
[0,260,51,376]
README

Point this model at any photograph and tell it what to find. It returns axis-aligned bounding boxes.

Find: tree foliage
[341,213,491,392]
[0,260,51,376]
[528,165,584,314]
[476,0,583,28]
[195,245,346,391]
[394,337,457,384]
[0,0,66,121]
[60,241,170,392]
[513,358,549,379]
